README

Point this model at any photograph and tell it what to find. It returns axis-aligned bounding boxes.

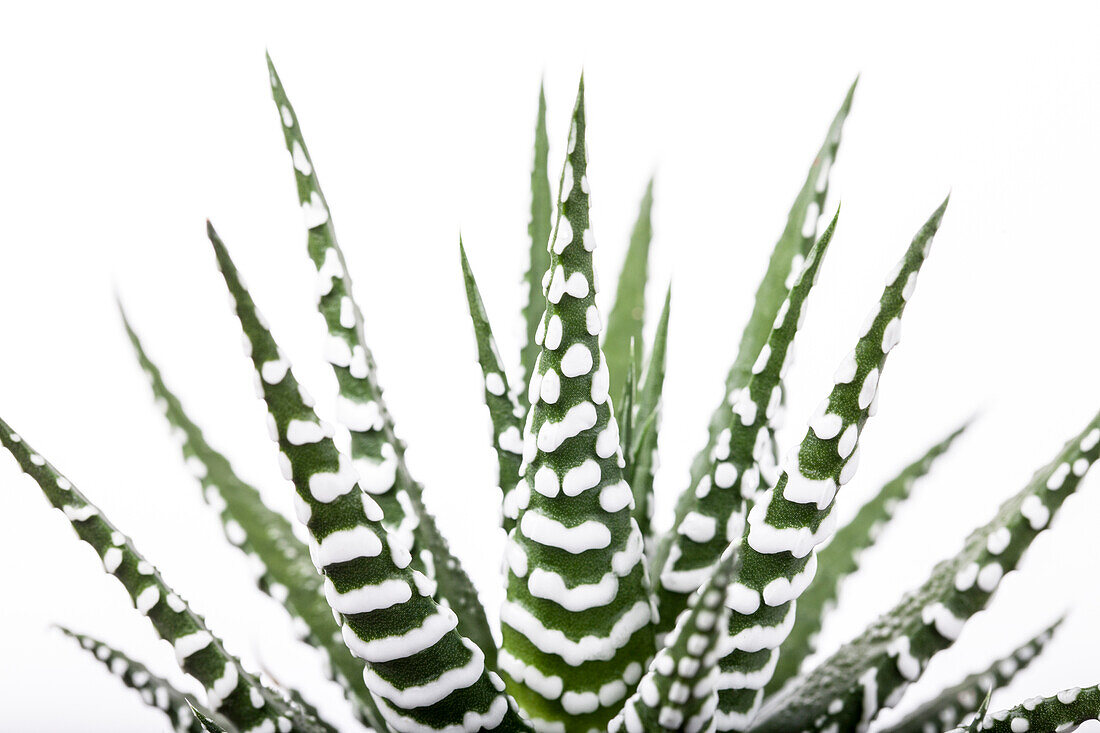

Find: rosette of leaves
[5,56,1100,733]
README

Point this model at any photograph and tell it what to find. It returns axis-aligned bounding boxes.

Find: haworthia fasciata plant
[521,83,554,399]
[715,199,947,730]
[656,79,858,580]
[752,408,1100,732]
[498,78,657,731]
[610,543,741,733]
[882,618,1062,733]
[120,309,388,731]
[626,284,671,546]
[655,210,838,643]
[266,55,497,668]
[460,242,526,536]
[604,178,654,403]
[768,419,970,694]
[11,55,1100,733]
[207,222,530,732]
[0,421,329,733]
[59,626,213,733]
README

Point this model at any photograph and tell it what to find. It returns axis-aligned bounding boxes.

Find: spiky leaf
[188,701,229,733]
[499,78,656,731]
[460,242,526,535]
[208,224,528,732]
[267,56,496,666]
[714,200,947,730]
[604,178,654,402]
[610,543,741,733]
[752,408,1100,733]
[663,80,858,563]
[0,422,327,733]
[627,285,671,545]
[769,420,970,693]
[120,310,386,731]
[655,210,837,644]
[521,84,553,397]
[59,626,211,733]
[883,619,1061,733]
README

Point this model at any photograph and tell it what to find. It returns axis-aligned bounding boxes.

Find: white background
[2,2,1099,731]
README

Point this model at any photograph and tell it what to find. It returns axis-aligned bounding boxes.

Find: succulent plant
[5,56,1100,733]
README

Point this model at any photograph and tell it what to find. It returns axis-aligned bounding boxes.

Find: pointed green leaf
[521,84,553,398]
[207,224,529,732]
[883,618,1061,733]
[460,242,526,536]
[627,285,671,547]
[0,421,327,733]
[266,55,496,667]
[666,80,858,559]
[610,543,742,733]
[499,78,656,731]
[768,420,970,694]
[604,178,654,402]
[617,351,637,474]
[714,199,947,729]
[752,407,1100,733]
[944,684,1100,733]
[654,210,838,644]
[188,701,229,733]
[120,308,387,732]
[59,626,211,733]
